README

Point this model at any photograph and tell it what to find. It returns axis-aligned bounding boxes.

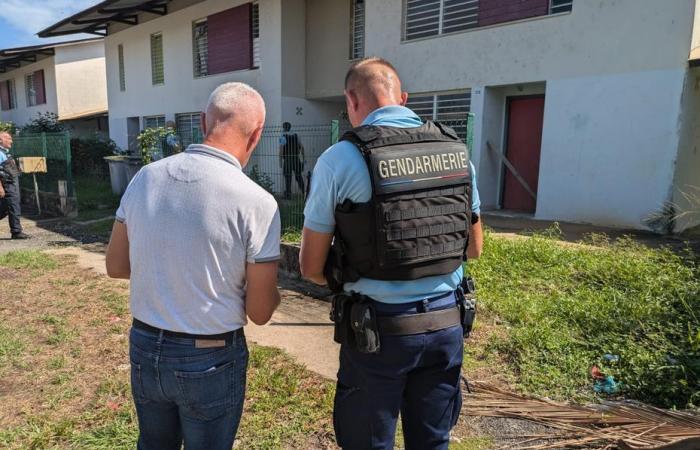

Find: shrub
[0,121,16,134]
[136,127,176,165]
[71,135,121,177]
[21,112,66,134]
[248,165,275,194]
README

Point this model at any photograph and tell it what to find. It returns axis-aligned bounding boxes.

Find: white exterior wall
[0,56,58,126]
[54,41,108,120]
[315,0,695,230]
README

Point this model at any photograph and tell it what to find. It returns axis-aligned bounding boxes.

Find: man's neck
[202,138,244,162]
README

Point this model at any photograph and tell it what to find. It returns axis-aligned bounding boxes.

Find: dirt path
[0,217,78,253]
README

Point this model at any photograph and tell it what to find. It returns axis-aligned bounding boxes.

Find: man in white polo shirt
[105,82,281,450]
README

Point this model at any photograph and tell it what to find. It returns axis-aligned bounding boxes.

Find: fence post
[63,131,73,197]
[330,120,339,145]
[466,112,475,158]
[41,132,47,158]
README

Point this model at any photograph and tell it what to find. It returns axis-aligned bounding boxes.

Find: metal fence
[181,114,475,232]
[11,131,74,197]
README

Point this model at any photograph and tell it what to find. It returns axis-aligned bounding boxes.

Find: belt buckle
[195,339,226,348]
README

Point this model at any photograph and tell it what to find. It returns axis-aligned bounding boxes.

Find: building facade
[0,39,109,137]
[42,0,700,231]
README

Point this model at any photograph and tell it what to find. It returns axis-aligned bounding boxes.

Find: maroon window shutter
[478,0,549,27]
[34,70,46,105]
[0,81,9,111]
[207,3,252,75]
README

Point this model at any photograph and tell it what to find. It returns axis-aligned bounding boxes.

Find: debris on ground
[463,381,700,449]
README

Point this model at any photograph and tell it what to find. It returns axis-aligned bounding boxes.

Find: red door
[502,96,545,212]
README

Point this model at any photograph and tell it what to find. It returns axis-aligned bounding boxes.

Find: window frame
[349,0,365,60]
[118,44,126,92]
[150,32,165,86]
[143,115,166,129]
[192,18,209,78]
[25,73,37,107]
[402,0,574,42]
[252,2,261,68]
[176,112,203,147]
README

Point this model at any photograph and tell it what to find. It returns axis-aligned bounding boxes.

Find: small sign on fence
[18,157,47,174]
[18,156,47,215]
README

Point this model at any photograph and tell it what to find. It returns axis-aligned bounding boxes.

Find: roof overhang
[59,108,109,121]
[0,38,103,74]
[38,0,169,38]
[691,47,700,68]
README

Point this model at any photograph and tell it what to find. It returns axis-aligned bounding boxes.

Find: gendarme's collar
[362,105,422,126]
[185,144,242,170]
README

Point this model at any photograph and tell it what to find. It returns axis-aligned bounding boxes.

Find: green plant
[468,229,700,409]
[136,127,176,165]
[71,135,122,177]
[0,121,16,134]
[21,112,66,134]
[248,165,275,194]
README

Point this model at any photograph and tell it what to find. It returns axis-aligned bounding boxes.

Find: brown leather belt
[377,307,461,336]
[132,318,243,341]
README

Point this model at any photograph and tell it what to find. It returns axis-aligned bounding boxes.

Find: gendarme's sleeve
[303,158,337,233]
[470,161,481,214]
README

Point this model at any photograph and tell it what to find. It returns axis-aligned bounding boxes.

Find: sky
[0,0,96,49]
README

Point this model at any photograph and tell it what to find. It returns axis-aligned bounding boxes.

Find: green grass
[450,436,495,450]
[0,251,58,271]
[468,228,700,409]
[0,326,24,372]
[75,175,121,220]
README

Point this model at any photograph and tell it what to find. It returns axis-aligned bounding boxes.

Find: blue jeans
[333,293,464,450]
[129,326,248,450]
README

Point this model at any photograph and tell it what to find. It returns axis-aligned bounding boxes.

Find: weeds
[468,229,700,408]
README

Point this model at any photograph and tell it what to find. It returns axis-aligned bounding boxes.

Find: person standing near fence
[0,132,29,240]
[105,82,281,450]
[300,58,483,449]
[279,122,305,199]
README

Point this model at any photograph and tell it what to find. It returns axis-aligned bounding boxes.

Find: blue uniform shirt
[304,105,481,304]
[0,147,9,164]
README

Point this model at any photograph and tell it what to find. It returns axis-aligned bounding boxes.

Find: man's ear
[344,90,359,113]
[200,112,207,136]
[247,125,264,154]
[400,91,409,106]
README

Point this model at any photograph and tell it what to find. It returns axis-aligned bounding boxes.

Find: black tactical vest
[326,121,472,289]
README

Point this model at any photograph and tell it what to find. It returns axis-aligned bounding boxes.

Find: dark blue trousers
[129,326,248,450]
[0,178,22,234]
[333,295,464,450]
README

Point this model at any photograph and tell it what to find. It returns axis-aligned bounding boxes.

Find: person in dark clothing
[279,122,305,199]
[0,132,29,239]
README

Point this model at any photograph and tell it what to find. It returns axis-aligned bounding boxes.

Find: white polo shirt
[116,144,281,334]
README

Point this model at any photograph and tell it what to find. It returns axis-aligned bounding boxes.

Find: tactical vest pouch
[330,293,354,345]
[1,158,19,183]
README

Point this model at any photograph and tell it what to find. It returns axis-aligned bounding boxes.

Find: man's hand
[300,227,333,285]
[105,221,131,279]
[245,261,281,325]
[0,183,5,199]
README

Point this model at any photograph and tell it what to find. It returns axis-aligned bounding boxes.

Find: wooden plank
[486,140,537,201]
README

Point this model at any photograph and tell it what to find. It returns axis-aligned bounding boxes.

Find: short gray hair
[205,82,265,136]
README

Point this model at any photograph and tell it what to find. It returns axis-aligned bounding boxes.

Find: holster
[330,293,381,354]
[457,277,477,338]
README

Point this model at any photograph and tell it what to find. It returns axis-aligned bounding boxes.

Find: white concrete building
[42,0,700,231]
[0,38,108,137]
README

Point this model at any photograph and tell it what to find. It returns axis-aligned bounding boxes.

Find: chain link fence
[12,131,74,195]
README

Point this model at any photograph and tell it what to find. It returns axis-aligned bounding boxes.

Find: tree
[21,112,66,134]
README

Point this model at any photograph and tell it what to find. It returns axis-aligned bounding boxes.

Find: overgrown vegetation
[0,120,16,134]
[248,164,275,194]
[20,112,66,134]
[136,126,176,165]
[71,135,122,178]
[468,228,700,409]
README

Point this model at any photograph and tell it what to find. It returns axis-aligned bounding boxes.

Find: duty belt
[377,307,461,336]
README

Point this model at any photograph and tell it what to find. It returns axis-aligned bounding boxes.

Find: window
[192,4,256,78]
[193,19,208,77]
[252,2,260,68]
[550,0,573,14]
[118,44,126,91]
[350,0,365,59]
[404,0,573,40]
[406,90,471,140]
[151,33,164,85]
[143,115,166,129]
[0,79,17,111]
[25,70,45,107]
[176,113,202,147]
